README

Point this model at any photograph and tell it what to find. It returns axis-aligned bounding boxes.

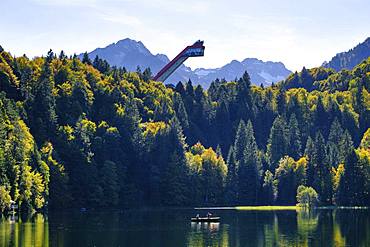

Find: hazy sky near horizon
[1,0,369,71]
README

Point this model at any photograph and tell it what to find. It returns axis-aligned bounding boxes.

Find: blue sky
[1,0,369,71]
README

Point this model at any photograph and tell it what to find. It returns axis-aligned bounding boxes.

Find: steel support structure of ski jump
[153,40,205,82]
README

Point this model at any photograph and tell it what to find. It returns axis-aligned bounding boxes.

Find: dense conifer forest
[0,47,369,212]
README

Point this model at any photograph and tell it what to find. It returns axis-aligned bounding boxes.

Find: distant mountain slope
[80,38,291,87]
[323,37,370,71]
[195,58,291,86]
[281,57,370,92]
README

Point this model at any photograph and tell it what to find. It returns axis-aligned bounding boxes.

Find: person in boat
[207,212,212,218]
[196,214,200,219]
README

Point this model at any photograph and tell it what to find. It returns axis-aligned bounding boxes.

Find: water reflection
[0,209,368,247]
[189,222,227,247]
[191,222,220,232]
[186,209,369,247]
[0,214,48,247]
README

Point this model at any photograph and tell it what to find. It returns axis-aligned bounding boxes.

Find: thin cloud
[28,0,98,7]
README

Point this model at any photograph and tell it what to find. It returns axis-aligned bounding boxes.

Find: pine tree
[238,120,260,205]
[29,55,58,144]
[336,149,367,205]
[82,52,92,65]
[314,96,327,135]
[313,131,333,205]
[304,136,315,187]
[142,67,152,82]
[234,120,248,162]
[225,146,238,205]
[267,115,289,170]
[175,81,185,95]
[327,118,344,167]
[160,117,189,205]
[214,101,232,154]
[235,71,252,120]
[300,67,314,90]
[339,130,354,164]
[100,160,119,206]
[274,156,297,205]
[276,89,286,115]
[262,170,275,205]
[173,93,189,129]
[287,114,302,159]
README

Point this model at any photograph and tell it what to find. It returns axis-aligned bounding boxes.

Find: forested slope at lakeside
[0,47,369,213]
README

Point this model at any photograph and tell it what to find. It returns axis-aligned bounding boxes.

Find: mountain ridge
[323,37,370,71]
[79,38,292,87]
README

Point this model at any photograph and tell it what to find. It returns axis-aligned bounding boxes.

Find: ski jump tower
[153,40,205,82]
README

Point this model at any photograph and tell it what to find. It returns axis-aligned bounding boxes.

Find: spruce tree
[313,131,333,205]
[276,89,286,115]
[314,96,327,135]
[274,156,297,205]
[29,55,57,145]
[225,146,238,204]
[327,118,344,167]
[214,101,232,155]
[234,120,248,162]
[267,115,289,171]
[288,114,302,159]
[238,120,260,205]
[262,170,275,205]
[339,130,354,164]
[235,71,252,120]
[173,93,189,129]
[336,149,363,205]
[304,136,315,187]
[160,117,189,205]
[82,52,92,65]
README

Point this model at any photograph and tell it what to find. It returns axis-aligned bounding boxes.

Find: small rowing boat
[191,217,220,222]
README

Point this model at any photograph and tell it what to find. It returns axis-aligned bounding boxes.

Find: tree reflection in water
[0,214,48,247]
[186,209,369,247]
[0,209,368,247]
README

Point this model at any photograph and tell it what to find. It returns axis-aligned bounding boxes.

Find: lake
[0,208,369,246]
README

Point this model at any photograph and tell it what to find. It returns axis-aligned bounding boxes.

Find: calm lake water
[0,208,369,246]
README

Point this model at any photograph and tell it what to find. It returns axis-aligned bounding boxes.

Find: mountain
[194,58,291,86]
[79,38,196,84]
[323,37,370,71]
[80,38,291,87]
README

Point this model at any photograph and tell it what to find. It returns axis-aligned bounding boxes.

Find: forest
[0,46,369,212]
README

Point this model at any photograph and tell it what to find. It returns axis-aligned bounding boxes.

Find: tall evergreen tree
[287,114,302,159]
[274,156,298,205]
[262,170,275,205]
[238,121,260,205]
[28,53,57,145]
[314,96,327,135]
[327,118,344,167]
[235,71,253,120]
[313,131,333,205]
[173,93,189,129]
[234,120,248,162]
[339,130,354,164]
[214,101,232,154]
[160,118,189,205]
[82,52,92,65]
[225,146,238,205]
[304,136,316,187]
[337,149,368,206]
[276,89,286,115]
[267,115,289,170]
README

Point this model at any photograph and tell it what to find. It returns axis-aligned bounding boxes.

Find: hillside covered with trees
[0,46,369,212]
